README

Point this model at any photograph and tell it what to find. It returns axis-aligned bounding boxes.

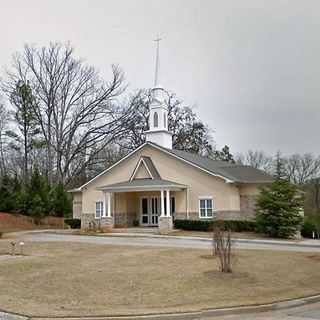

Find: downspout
[186,187,190,219]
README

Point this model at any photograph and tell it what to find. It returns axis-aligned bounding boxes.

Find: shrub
[174,219,256,232]
[301,216,320,238]
[133,219,140,227]
[64,218,81,229]
[213,227,233,273]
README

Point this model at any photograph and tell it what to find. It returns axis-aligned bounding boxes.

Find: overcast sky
[1,0,319,155]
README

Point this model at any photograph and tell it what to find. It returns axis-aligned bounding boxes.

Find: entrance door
[140,197,160,226]
[141,197,149,225]
[150,197,159,225]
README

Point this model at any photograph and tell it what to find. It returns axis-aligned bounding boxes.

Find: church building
[70,41,273,234]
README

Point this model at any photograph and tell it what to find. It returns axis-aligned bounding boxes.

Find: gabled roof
[97,178,187,192]
[70,142,273,192]
[130,156,161,181]
[158,146,274,183]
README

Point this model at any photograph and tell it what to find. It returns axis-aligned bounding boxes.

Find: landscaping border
[1,293,320,320]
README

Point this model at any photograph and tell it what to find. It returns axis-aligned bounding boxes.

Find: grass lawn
[168,229,293,240]
[0,241,320,317]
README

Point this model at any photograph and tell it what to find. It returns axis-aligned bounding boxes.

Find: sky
[0,0,319,156]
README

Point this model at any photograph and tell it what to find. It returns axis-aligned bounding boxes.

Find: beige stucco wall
[134,163,151,179]
[72,192,82,219]
[79,144,246,217]
[239,184,262,195]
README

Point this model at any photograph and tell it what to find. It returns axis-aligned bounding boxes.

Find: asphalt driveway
[20,231,320,252]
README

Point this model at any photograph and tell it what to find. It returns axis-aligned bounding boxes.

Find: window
[199,198,213,218]
[164,112,167,128]
[154,112,159,128]
[171,197,175,214]
[95,201,104,219]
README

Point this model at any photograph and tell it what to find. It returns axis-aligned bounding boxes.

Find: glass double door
[141,197,160,226]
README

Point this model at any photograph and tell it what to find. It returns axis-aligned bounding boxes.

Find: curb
[1,293,320,320]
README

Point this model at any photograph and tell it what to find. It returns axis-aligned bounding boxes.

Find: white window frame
[95,201,104,219]
[198,196,213,218]
[154,112,159,128]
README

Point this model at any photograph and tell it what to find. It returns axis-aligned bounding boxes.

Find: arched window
[164,112,167,128]
[154,112,159,128]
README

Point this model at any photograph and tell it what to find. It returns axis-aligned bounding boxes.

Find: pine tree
[9,80,39,185]
[50,182,72,217]
[27,168,47,219]
[256,177,304,238]
[213,145,235,163]
[274,151,287,180]
[0,175,15,212]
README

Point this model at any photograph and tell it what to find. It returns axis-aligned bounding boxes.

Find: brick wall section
[114,212,137,227]
[240,195,258,220]
[81,213,95,229]
[100,217,114,230]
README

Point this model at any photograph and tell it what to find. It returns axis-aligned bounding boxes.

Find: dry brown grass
[170,229,298,241]
[0,241,319,317]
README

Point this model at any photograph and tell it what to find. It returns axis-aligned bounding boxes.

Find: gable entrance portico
[97,179,186,234]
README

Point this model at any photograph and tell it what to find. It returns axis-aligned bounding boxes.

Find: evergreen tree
[213,145,235,163]
[0,175,15,212]
[27,168,47,219]
[256,177,304,238]
[50,182,72,217]
[274,151,287,179]
[9,80,39,185]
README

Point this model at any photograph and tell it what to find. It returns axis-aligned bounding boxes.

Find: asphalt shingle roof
[151,144,274,183]
[141,156,161,179]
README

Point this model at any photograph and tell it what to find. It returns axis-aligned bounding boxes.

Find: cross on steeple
[145,37,173,149]
[154,36,162,86]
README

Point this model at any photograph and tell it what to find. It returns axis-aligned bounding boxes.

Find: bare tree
[118,89,215,155]
[284,153,320,185]
[2,43,132,184]
[236,150,273,173]
[0,101,10,176]
[213,227,233,273]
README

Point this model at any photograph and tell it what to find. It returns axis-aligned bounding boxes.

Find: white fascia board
[98,185,186,193]
[78,143,148,190]
[129,157,154,181]
[77,141,233,191]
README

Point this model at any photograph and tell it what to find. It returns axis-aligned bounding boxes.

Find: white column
[160,190,165,217]
[107,192,112,217]
[166,189,170,217]
[102,192,107,217]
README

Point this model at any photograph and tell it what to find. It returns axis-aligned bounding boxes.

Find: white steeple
[145,37,173,149]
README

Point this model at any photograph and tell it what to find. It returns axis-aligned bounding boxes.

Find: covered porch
[97,179,187,233]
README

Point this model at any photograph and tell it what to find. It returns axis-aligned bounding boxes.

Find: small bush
[0,232,2,238]
[64,218,81,229]
[301,216,320,238]
[174,219,256,232]
[133,219,139,227]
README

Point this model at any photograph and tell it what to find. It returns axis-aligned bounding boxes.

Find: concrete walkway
[0,311,28,320]
[204,301,320,320]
